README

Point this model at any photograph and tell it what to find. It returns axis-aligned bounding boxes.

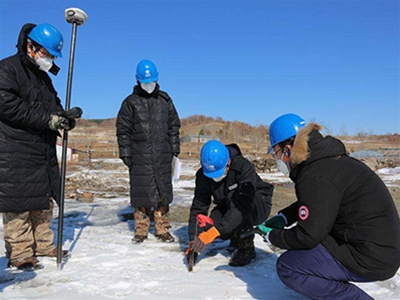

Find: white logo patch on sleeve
[298,205,309,221]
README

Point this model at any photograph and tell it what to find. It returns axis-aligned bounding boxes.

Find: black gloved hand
[67,119,76,131]
[51,107,82,131]
[58,107,83,120]
[48,115,72,131]
[121,157,132,168]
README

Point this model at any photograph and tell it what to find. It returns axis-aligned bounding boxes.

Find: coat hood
[16,23,36,54]
[290,123,347,166]
[226,143,242,158]
[16,23,60,76]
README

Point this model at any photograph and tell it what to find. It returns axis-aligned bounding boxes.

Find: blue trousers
[276,244,374,300]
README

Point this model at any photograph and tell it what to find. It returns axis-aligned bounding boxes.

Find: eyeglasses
[271,147,283,159]
[38,48,56,60]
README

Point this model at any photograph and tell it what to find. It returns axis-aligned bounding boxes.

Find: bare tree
[339,124,348,137]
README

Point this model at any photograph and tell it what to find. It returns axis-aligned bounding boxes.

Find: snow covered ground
[0,159,399,299]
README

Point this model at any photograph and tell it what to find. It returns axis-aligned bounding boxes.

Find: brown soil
[169,181,400,223]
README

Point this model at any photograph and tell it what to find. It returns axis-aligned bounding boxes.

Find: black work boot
[227,231,240,253]
[229,234,256,267]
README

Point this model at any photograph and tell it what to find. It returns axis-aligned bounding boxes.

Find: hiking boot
[226,240,238,253]
[229,234,256,267]
[132,235,148,244]
[8,257,43,271]
[229,246,256,267]
[155,232,175,243]
[227,231,240,253]
[36,248,70,260]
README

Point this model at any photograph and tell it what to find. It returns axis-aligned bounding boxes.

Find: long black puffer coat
[116,84,180,208]
[0,23,64,212]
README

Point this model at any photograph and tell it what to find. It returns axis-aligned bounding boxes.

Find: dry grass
[170,183,400,223]
[64,120,400,223]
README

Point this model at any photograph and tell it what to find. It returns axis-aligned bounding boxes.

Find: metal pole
[57,22,78,268]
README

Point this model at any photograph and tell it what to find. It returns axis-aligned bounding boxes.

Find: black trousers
[209,188,272,240]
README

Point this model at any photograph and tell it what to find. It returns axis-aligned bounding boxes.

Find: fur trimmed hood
[290,123,347,166]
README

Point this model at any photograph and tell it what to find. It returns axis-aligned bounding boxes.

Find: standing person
[258,113,400,299]
[116,59,180,243]
[186,140,273,267]
[0,23,79,270]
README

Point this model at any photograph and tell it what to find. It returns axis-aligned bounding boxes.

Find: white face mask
[276,153,291,175]
[213,174,226,182]
[35,56,54,73]
[141,82,156,94]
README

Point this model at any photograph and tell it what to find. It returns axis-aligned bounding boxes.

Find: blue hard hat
[268,113,306,153]
[200,140,229,179]
[136,59,159,83]
[28,23,63,57]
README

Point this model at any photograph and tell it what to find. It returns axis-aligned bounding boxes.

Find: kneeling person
[187,140,273,267]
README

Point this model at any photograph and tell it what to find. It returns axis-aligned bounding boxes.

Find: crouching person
[258,113,400,299]
[186,140,273,267]
[0,23,78,270]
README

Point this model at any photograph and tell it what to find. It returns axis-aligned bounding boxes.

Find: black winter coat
[269,123,400,281]
[116,84,180,208]
[0,24,63,212]
[188,144,273,240]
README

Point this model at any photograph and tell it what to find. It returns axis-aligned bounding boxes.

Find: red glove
[197,214,214,228]
[192,226,220,253]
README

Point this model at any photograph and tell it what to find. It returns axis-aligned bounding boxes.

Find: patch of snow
[0,159,399,299]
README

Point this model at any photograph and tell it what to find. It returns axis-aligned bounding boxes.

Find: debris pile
[65,168,129,200]
[245,156,276,173]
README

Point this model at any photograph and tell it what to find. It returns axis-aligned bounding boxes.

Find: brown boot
[134,207,150,240]
[8,257,43,271]
[36,248,70,260]
[154,204,174,242]
[132,235,148,244]
[155,232,175,243]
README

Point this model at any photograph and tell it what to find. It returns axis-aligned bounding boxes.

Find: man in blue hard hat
[116,59,180,244]
[186,140,273,267]
[257,113,400,299]
[0,23,80,270]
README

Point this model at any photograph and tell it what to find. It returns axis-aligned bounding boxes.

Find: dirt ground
[170,181,400,223]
